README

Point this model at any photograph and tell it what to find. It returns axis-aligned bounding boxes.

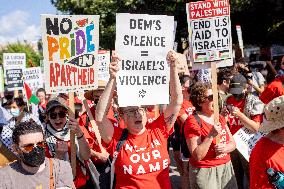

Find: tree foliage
[51,0,284,50]
[0,42,43,67]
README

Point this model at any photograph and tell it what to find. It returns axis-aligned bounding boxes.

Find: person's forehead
[123,106,141,111]
[18,132,43,146]
[37,91,45,96]
[51,106,66,112]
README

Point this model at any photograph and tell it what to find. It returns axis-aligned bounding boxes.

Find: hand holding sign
[167,50,179,68]
[109,53,121,79]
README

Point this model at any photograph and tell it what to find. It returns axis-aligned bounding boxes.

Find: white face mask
[10,108,20,117]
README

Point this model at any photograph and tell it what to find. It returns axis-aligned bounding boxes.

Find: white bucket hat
[260,95,284,133]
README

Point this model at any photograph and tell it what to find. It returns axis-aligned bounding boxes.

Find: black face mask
[233,93,245,101]
[21,146,45,167]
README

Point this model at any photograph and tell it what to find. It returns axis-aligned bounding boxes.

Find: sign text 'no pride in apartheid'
[187,0,232,62]
[116,13,174,107]
[41,15,99,93]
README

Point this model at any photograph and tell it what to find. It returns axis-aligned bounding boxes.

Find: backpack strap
[111,129,128,189]
[193,112,202,128]
[49,158,54,189]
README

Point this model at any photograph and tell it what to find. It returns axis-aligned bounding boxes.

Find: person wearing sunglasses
[0,121,75,188]
[184,82,237,189]
[95,51,183,189]
[44,97,93,188]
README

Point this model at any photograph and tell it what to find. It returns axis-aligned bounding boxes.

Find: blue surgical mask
[10,108,20,117]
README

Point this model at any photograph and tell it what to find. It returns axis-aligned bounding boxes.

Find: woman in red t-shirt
[250,95,284,189]
[44,97,93,188]
[184,82,237,189]
[95,51,183,189]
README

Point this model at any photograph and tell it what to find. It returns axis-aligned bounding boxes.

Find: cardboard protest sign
[115,13,174,107]
[23,67,44,93]
[233,127,266,161]
[6,69,23,91]
[186,0,232,63]
[41,15,100,93]
[96,50,110,83]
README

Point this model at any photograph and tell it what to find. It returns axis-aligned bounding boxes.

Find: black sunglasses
[49,111,67,119]
[205,94,214,101]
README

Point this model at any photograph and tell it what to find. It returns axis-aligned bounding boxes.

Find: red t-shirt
[78,106,118,163]
[226,96,263,135]
[250,137,284,189]
[105,115,172,189]
[260,77,284,104]
[178,99,195,118]
[45,125,94,188]
[184,114,231,168]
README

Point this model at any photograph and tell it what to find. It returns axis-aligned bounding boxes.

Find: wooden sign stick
[68,92,76,177]
[211,62,220,143]
[82,99,104,151]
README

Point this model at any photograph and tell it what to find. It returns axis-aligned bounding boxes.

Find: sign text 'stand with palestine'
[187,0,232,62]
[41,15,100,93]
[115,13,174,107]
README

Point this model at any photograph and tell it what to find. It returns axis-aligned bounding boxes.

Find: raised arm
[163,51,183,132]
[95,54,120,144]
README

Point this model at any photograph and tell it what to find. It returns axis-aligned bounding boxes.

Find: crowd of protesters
[0,51,284,189]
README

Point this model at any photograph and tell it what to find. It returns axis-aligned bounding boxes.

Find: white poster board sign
[41,15,100,93]
[186,0,232,63]
[115,13,174,107]
[233,127,266,161]
[3,53,26,70]
[23,67,44,93]
[96,50,110,83]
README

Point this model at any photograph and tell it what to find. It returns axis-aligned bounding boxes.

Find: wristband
[77,133,84,139]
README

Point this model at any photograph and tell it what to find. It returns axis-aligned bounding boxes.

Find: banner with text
[6,69,23,91]
[186,0,232,62]
[23,67,44,93]
[233,127,266,161]
[96,50,110,83]
[41,15,100,93]
[116,13,174,107]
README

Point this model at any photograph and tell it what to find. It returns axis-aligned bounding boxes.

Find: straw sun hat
[260,95,284,133]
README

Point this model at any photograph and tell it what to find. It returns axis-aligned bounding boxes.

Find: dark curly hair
[190,82,212,111]
[12,121,43,145]
[217,67,233,85]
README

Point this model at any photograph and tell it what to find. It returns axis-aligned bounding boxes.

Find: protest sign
[3,53,26,70]
[23,67,44,93]
[6,69,23,91]
[270,45,284,58]
[236,25,244,57]
[233,127,266,161]
[0,66,4,93]
[96,50,110,83]
[115,13,174,107]
[186,0,232,63]
[41,15,100,93]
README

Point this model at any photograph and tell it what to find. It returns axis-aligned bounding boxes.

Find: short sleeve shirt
[106,115,171,189]
[0,158,75,189]
[226,96,263,135]
[184,114,231,168]
[250,137,284,189]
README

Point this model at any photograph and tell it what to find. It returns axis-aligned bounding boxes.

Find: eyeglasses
[49,111,67,119]
[123,108,145,116]
[205,94,214,101]
[20,141,46,152]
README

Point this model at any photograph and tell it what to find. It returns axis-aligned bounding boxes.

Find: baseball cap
[229,74,247,94]
[46,97,68,113]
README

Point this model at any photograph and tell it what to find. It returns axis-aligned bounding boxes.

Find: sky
[0,0,58,45]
